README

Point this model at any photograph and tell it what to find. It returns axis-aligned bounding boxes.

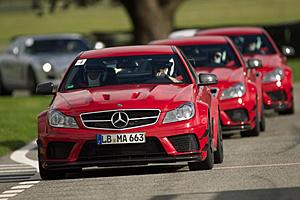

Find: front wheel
[214,117,224,164]
[278,98,294,115]
[260,104,266,132]
[39,161,66,180]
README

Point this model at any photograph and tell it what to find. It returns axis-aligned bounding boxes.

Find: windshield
[61,54,192,91]
[229,34,276,55]
[179,44,242,68]
[24,39,89,54]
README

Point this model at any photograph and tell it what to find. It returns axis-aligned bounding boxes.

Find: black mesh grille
[47,142,75,159]
[81,110,160,130]
[78,137,166,161]
[168,134,199,153]
[225,109,249,123]
[267,91,287,101]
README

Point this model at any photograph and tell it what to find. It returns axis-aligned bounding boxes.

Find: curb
[10,139,39,172]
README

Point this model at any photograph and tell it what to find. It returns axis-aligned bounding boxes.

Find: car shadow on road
[66,164,187,179]
[149,187,300,200]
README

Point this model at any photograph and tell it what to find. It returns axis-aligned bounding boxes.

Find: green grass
[288,58,300,82]
[0,96,51,156]
[0,0,299,48]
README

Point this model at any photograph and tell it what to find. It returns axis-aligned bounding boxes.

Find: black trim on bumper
[222,125,251,132]
[43,154,202,170]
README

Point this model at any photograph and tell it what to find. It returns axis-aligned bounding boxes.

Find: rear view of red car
[36,45,223,180]
[196,27,295,114]
[150,36,265,137]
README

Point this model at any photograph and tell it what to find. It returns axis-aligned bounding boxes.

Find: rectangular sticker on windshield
[75,59,87,66]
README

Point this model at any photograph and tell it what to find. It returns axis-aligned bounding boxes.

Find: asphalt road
[1,84,300,200]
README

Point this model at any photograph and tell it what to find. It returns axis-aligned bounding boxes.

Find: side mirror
[247,58,262,68]
[94,41,105,49]
[36,82,55,95]
[198,73,218,86]
[282,46,295,56]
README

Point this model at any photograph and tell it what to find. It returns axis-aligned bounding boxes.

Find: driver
[85,65,107,87]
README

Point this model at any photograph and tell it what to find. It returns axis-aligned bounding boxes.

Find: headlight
[42,62,52,73]
[263,67,284,83]
[220,83,246,100]
[163,102,195,124]
[48,110,78,128]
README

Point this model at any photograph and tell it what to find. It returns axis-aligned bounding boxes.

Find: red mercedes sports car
[196,27,295,114]
[150,36,265,136]
[37,45,223,180]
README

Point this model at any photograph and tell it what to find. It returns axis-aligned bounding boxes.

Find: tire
[39,161,66,180]
[214,117,224,164]
[278,98,295,115]
[259,104,266,132]
[0,71,13,96]
[27,67,37,95]
[241,103,260,137]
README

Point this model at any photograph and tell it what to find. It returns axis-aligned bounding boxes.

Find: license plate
[96,132,146,145]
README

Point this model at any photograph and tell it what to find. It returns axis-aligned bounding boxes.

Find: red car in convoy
[36,45,223,180]
[150,36,265,136]
[196,27,295,114]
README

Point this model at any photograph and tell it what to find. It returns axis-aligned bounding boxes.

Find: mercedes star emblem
[111,112,129,128]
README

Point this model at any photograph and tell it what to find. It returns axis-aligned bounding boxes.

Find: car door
[1,39,28,89]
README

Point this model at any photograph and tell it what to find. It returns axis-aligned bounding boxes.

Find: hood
[33,53,77,73]
[243,54,284,68]
[195,67,245,86]
[52,84,195,114]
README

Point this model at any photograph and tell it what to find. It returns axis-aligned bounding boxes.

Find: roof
[150,36,229,46]
[196,27,266,36]
[16,33,85,41]
[80,45,175,59]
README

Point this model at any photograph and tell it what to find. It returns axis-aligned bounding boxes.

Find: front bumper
[38,120,209,170]
[263,79,293,111]
[219,93,257,132]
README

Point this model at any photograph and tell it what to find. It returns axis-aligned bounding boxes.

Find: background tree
[33,0,183,44]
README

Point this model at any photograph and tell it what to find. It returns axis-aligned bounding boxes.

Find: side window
[177,48,199,84]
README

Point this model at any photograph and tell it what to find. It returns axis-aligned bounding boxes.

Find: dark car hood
[52,84,195,114]
[33,53,77,72]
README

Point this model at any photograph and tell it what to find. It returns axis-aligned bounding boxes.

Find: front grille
[168,134,199,152]
[78,137,166,161]
[267,91,287,101]
[81,109,160,130]
[47,142,75,159]
[225,108,249,123]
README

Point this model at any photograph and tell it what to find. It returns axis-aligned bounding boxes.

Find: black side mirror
[198,73,218,86]
[36,82,55,95]
[247,58,262,68]
[282,46,295,56]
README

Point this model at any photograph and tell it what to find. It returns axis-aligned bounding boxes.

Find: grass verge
[0,96,51,156]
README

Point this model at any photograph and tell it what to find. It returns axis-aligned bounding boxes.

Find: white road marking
[10,140,38,171]
[0,164,27,167]
[0,194,17,198]
[0,198,8,200]
[0,169,36,173]
[19,181,40,185]
[11,185,33,190]
[3,190,24,194]
[215,162,300,170]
